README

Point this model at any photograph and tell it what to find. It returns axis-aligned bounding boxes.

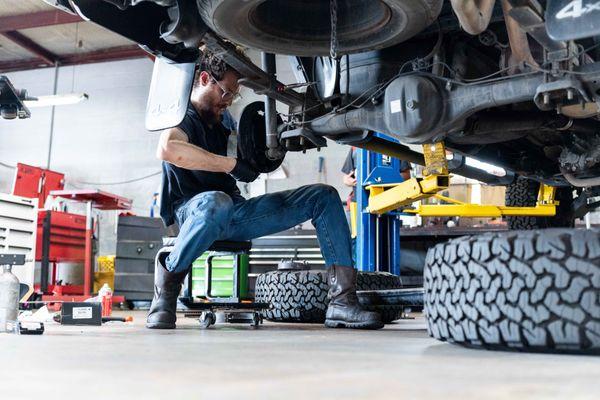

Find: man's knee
[303,184,342,211]
[204,191,234,209]
[311,184,340,201]
[189,191,234,221]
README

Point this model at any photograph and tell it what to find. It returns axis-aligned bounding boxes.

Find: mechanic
[146,53,383,330]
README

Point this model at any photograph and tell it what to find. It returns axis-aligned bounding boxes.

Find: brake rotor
[237,101,285,173]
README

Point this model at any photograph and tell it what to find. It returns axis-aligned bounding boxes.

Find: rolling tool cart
[11,166,133,302]
[157,238,268,328]
[43,189,132,302]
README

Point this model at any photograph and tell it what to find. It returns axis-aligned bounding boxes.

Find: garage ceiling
[0,0,149,72]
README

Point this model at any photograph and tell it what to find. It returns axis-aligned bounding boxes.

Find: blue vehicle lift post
[355,134,406,275]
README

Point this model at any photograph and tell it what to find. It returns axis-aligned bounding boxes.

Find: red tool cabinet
[36,210,87,296]
[12,163,64,208]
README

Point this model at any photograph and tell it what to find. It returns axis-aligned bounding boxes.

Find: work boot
[325,265,384,330]
[146,255,188,329]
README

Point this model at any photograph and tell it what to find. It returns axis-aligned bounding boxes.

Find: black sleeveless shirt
[159,105,242,226]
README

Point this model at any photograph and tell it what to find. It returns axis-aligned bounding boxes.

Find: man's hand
[229,159,260,182]
[343,172,357,187]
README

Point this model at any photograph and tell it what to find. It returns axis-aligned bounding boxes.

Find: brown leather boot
[146,255,188,329]
[325,265,384,330]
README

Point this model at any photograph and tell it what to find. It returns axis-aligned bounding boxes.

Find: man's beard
[198,102,221,126]
[198,107,220,126]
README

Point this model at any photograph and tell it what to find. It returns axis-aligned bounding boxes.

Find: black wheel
[367,305,404,324]
[124,300,135,311]
[238,101,285,173]
[255,270,329,323]
[199,0,443,56]
[424,228,600,354]
[199,311,216,329]
[357,288,424,308]
[505,177,574,230]
[356,271,403,290]
[255,270,404,323]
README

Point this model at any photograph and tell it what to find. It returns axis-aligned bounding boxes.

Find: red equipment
[36,211,86,296]
[46,190,132,302]
[11,164,85,298]
[11,164,133,303]
[12,163,64,208]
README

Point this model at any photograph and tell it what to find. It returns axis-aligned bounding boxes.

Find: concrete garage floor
[2,310,599,400]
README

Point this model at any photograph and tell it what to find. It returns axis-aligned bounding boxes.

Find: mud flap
[145,57,194,131]
[546,0,600,41]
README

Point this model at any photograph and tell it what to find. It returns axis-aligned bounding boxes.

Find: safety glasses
[209,73,241,103]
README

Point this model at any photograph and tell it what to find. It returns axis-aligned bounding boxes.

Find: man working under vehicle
[147,53,383,330]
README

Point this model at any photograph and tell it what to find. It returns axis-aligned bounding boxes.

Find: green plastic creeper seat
[156,238,266,328]
[192,252,249,298]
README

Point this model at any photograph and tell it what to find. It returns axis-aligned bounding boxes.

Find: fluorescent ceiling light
[24,93,89,108]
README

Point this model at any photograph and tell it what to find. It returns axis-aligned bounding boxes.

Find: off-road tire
[255,270,329,323]
[255,270,404,323]
[357,288,424,308]
[505,177,574,229]
[424,228,600,353]
[198,0,443,56]
[357,271,403,290]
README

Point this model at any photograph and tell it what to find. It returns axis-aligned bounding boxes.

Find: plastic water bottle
[0,265,20,333]
[98,283,113,317]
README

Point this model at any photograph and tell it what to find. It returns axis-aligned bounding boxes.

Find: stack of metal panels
[114,216,166,301]
[0,193,38,300]
[248,229,324,296]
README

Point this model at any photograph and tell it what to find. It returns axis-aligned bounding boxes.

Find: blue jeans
[166,184,353,273]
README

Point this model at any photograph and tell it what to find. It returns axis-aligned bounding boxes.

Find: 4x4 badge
[556,0,600,19]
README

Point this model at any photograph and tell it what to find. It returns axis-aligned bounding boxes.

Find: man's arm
[400,161,412,181]
[156,127,236,173]
[341,148,357,187]
[401,169,411,181]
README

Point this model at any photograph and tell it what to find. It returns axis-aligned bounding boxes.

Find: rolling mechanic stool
[156,237,268,328]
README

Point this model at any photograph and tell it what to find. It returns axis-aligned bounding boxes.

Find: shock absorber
[261,52,285,160]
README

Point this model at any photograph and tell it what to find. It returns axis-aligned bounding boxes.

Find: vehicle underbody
[43,0,600,354]
[52,0,600,194]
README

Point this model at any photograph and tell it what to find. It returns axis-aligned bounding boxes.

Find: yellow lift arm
[366,142,558,218]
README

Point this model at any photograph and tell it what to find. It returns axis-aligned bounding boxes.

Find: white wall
[0,59,160,253]
[0,56,352,254]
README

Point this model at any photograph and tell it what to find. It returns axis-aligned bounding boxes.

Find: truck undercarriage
[42,0,600,354]
[52,0,600,192]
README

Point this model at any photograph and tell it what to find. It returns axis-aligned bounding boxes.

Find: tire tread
[424,228,600,353]
[255,270,403,323]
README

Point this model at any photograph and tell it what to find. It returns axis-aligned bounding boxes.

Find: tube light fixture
[23,93,89,108]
